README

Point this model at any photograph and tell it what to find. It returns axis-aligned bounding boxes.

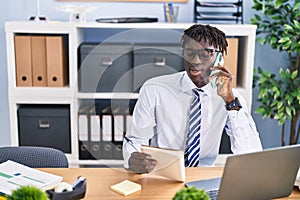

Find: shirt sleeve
[225,93,263,154]
[122,83,157,168]
[122,135,148,169]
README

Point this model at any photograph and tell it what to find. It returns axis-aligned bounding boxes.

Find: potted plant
[250,0,300,146]
[173,187,210,200]
[6,186,50,200]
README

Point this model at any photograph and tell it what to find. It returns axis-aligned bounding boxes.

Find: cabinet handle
[153,57,166,66]
[100,57,113,66]
[39,119,50,128]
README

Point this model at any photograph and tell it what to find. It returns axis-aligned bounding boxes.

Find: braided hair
[181,24,228,55]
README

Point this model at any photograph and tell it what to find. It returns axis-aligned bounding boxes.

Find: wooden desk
[41,168,300,200]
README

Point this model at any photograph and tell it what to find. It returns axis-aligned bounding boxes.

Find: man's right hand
[128,152,157,174]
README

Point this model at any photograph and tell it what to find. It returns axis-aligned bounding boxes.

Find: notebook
[186,144,300,200]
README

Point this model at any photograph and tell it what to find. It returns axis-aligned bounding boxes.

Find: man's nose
[191,53,202,64]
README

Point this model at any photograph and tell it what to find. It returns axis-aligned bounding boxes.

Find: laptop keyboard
[207,189,219,200]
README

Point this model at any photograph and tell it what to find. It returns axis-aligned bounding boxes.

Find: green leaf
[250,18,257,24]
[277,101,283,109]
[270,36,278,44]
[256,106,265,114]
[291,107,296,116]
[291,70,298,79]
[271,15,282,20]
[278,37,290,43]
[254,14,262,21]
[274,91,280,99]
[275,0,289,5]
[294,20,300,29]
[293,2,300,11]
[274,113,281,120]
[259,37,267,45]
[286,96,293,105]
[279,117,286,125]
[285,107,292,117]
[284,24,293,31]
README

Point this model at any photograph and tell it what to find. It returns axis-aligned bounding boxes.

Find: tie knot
[192,88,203,93]
[192,88,202,98]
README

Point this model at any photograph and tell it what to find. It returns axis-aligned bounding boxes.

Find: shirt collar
[180,71,212,97]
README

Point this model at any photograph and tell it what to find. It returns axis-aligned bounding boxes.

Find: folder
[101,114,113,159]
[14,35,32,86]
[125,115,133,134]
[114,115,124,142]
[113,115,124,159]
[31,36,47,87]
[223,38,239,88]
[46,36,68,87]
[90,112,101,160]
[78,104,90,160]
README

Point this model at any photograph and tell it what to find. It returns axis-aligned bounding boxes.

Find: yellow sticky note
[0,196,6,200]
[110,180,141,196]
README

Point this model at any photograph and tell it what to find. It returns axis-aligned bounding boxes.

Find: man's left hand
[210,63,235,103]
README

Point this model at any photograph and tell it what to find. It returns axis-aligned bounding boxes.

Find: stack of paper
[0,160,62,196]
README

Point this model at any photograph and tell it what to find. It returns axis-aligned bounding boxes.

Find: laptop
[185,144,300,200]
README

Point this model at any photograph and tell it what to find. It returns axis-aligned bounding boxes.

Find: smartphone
[210,52,224,88]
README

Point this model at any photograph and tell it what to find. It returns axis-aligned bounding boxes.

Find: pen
[124,136,141,152]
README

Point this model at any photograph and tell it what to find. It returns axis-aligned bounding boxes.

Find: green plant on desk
[6,186,49,200]
[173,186,210,200]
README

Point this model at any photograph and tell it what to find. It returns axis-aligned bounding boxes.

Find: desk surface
[41,167,300,200]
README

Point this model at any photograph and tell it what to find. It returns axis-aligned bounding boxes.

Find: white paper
[141,146,185,182]
[0,160,62,195]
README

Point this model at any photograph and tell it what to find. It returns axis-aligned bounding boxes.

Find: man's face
[183,39,219,88]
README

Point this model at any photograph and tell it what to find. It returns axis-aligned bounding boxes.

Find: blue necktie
[185,89,202,167]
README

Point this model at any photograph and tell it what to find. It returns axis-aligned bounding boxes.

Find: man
[123,24,262,173]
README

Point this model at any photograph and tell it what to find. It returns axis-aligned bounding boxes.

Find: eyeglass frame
[181,48,221,61]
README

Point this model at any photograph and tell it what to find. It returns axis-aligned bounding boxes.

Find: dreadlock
[181,24,228,55]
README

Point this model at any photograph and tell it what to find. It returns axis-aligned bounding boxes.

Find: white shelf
[77,92,139,99]
[5,21,256,167]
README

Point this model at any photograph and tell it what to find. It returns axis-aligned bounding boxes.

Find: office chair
[0,146,69,168]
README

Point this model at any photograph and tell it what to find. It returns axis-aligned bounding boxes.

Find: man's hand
[128,152,157,174]
[210,63,235,103]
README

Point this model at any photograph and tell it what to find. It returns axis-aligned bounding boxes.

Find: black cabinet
[78,42,184,93]
[79,43,133,92]
[18,105,71,153]
[133,43,184,92]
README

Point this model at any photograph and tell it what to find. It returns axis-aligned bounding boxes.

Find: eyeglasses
[182,48,220,61]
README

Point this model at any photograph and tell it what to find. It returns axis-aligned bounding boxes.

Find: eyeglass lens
[183,48,217,60]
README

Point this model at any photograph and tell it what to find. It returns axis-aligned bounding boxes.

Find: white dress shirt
[123,71,262,168]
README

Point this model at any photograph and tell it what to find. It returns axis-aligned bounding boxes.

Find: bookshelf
[5,21,256,167]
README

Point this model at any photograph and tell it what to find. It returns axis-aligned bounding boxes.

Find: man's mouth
[189,67,203,76]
